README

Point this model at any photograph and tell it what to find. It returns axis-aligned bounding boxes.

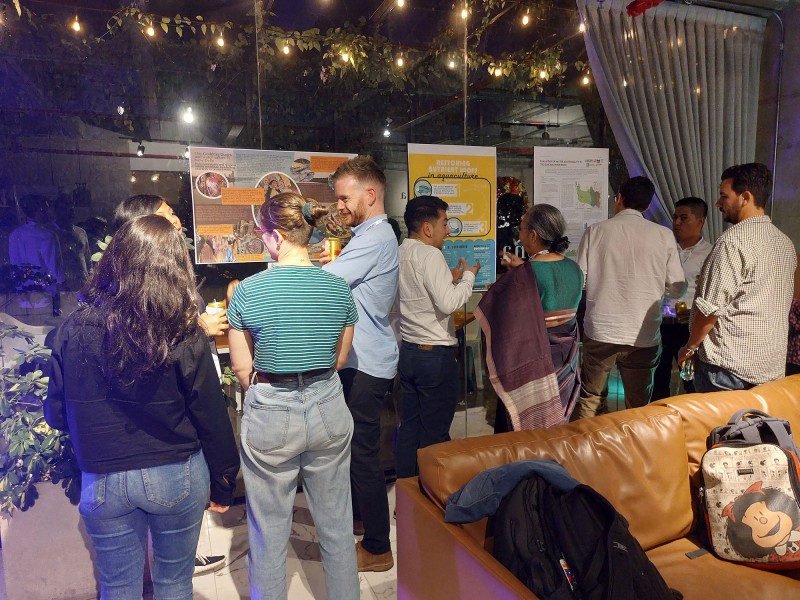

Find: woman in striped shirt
[228,192,359,600]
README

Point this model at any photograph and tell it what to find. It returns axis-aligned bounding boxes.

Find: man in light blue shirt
[322,156,399,572]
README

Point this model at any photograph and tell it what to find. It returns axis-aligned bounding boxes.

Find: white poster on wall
[533,147,609,258]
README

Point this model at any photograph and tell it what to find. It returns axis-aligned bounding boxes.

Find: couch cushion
[417,405,692,551]
[647,536,800,597]
[656,374,800,482]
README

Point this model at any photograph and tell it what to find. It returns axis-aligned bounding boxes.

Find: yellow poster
[407,144,497,287]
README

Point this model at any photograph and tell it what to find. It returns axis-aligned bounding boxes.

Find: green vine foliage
[2,1,584,151]
[0,323,80,514]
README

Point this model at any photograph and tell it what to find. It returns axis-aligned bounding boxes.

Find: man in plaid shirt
[679,163,796,392]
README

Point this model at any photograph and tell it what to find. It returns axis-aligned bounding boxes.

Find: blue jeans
[79,451,210,600]
[694,360,755,393]
[396,342,459,478]
[241,369,358,600]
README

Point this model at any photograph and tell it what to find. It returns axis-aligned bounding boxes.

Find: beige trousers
[575,336,660,419]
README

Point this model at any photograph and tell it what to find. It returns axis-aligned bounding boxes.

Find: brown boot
[355,541,394,572]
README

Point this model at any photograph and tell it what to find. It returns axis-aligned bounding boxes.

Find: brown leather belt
[255,367,331,384]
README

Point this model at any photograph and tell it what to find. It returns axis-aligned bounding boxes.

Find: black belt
[255,367,331,384]
[402,340,455,351]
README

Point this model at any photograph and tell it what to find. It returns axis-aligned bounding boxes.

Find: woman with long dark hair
[228,192,360,599]
[45,215,239,599]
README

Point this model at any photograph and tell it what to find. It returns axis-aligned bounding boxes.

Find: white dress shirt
[663,237,713,312]
[577,209,686,347]
[397,238,475,346]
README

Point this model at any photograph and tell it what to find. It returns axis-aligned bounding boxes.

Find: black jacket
[45,308,240,505]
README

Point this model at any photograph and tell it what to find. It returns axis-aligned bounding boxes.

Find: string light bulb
[396,54,404,67]
[579,22,586,33]
[71,16,81,32]
[448,58,456,69]
[182,106,195,123]
[151,173,160,182]
[136,143,145,157]
[461,7,468,19]
[117,105,125,115]
[184,147,190,159]
[539,69,548,80]
[341,50,350,62]
[146,24,155,37]
[383,128,391,138]
[582,74,591,85]
[283,44,290,55]
[397,0,405,6]
[217,35,225,47]
[522,9,530,26]
[130,175,137,183]
[494,66,503,77]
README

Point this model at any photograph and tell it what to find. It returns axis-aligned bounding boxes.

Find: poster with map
[407,144,497,288]
[189,147,355,264]
[532,147,609,258]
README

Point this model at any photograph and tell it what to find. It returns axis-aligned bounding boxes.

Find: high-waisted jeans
[241,369,359,600]
[79,450,210,600]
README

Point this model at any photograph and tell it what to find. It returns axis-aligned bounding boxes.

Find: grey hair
[523,204,570,254]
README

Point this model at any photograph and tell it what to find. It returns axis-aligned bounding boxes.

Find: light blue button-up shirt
[323,214,399,379]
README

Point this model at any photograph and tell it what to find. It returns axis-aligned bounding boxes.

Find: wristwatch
[685,345,699,356]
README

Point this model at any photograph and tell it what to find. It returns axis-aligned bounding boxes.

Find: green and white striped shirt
[228,266,358,373]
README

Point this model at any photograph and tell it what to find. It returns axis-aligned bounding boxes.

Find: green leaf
[201,24,207,35]
[13,0,21,16]
[176,26,183,37]
[161,17,170,23]
[196,15,204,21]
[211,23,216,34]
[161,22,169,34]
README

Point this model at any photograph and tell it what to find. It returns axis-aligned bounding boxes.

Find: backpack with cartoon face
[700,409,800,569]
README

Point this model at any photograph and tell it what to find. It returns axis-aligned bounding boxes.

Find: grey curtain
[577,0,766,240]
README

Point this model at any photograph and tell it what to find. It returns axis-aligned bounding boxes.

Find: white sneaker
[193,553,226,576]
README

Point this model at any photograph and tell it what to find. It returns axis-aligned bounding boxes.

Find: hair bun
[301,202,315,225]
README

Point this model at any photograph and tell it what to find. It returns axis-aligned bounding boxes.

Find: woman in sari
[493,203,583,431]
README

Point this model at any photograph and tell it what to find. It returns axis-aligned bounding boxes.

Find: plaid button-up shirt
[694,215,796,384]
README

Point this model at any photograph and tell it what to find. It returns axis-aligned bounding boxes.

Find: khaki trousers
[575,336,661,419]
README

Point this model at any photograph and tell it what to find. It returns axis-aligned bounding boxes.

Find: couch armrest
[396,478,536,600]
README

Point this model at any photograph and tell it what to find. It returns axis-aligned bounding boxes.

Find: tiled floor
[190,485,398,600]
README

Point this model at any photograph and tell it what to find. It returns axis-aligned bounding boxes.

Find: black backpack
[491,473,681,600]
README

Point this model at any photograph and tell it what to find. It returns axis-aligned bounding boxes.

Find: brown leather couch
[396,375,800,599]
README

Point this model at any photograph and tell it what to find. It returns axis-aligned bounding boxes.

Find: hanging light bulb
[182,106,195,123]
[341,50,350,62]
[184,146,190,159]
[397,0,406,6]
[217,35,225,47]
[539,69,548,80]
[146,24,155,37]
[448,58,456,69]
[151,173,160,182]
[117,105,125,116]
[582,74,591,85]
[136,143,145,157]
[396,54,404,67]
[283,44,290,55]
[522,9,530,26]
[130,174,137,183]
[494,65,503,77]
[579,22,586,33]
[71,16,81,32]
[461,7,468,19]
[383,128,391,138]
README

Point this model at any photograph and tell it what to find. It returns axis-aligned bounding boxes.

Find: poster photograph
[189,147,355,264]
[532,147,609,258]
[407,143,497,289]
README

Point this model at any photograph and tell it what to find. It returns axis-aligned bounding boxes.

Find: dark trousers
[396,342,459,479]
[694,360,754,393]
[652,322,695,400]
[339,368,392,555]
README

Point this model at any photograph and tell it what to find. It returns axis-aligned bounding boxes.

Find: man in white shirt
[395,196,479,478]
[575,176,686,419]
[652,197,713,399]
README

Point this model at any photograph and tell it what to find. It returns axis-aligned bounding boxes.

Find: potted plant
[0,320,97,600]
